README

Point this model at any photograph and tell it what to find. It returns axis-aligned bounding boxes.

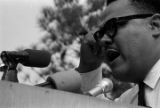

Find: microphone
[1,49,51,68]
[86,78,113,97]
[37,70,82,93]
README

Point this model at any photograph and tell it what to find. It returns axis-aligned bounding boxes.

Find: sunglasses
[93,14,153,42]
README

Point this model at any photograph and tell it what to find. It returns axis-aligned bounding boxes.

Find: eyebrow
[97,13,110,28]
[98,14,111,29]
[107,0,118,5]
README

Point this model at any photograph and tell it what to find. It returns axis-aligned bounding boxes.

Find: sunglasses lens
[105,19,116,38]
[93,19,117,41]
[93,30,103,41]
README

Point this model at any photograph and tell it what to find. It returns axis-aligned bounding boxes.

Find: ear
[149,14,160,38]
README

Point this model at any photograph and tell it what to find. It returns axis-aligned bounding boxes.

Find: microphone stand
[0,51,18,82]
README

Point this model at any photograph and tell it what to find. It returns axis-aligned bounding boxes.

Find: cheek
[115,33,140,61]
[114,23,151,71]
[115,23,149,59]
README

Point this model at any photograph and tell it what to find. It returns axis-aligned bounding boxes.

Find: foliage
[35,0,108,72]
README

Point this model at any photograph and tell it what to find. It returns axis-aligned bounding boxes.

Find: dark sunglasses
[93,14,153,42]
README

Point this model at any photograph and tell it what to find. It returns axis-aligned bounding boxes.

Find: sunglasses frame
[93,14,153,42]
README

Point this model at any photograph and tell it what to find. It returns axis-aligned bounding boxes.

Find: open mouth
[106,49,120,62]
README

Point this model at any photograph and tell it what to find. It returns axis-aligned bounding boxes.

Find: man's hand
[77,30,104,73]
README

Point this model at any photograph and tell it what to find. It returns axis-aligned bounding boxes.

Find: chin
[111,67,134,82]
[112,69,140,83]
[111,59,139,82]
[112,74,128,82]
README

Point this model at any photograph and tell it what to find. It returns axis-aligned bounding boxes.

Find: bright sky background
[0,0,54,52]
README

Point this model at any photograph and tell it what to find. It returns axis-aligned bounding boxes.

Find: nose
[99,34,112,46]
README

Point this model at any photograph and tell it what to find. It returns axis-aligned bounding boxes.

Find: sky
[0,0,54,52]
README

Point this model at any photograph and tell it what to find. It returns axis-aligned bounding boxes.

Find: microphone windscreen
[48,70,82,92]
[23,49,51,68]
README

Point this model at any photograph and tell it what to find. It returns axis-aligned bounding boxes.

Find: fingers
[82,29,100,55]
[83,29,97,44]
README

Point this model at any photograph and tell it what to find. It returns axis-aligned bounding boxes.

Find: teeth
[107,49,120,61]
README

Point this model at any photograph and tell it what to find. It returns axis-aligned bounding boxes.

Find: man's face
[99,0,155,82]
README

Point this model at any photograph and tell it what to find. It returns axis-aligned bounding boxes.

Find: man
[76,0,160,108]
[2,0,159,107]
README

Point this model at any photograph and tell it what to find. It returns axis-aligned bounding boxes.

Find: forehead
[104,0,139,21]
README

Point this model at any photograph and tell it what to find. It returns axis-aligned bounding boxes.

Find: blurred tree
[35,0,108,72]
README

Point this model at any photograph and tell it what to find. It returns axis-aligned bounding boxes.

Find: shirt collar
[144,59,160,89]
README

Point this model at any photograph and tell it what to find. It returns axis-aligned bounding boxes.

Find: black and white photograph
[0,0,159,108]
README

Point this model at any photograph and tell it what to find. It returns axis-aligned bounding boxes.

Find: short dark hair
[107,0,160,13]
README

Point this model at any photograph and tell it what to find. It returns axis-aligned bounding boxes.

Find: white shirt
[143,58,160,108]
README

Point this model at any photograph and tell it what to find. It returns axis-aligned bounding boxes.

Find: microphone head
[100,78,113,93]
[48,70,82,92]
[22,49,51,68]
[87,78,113,97]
